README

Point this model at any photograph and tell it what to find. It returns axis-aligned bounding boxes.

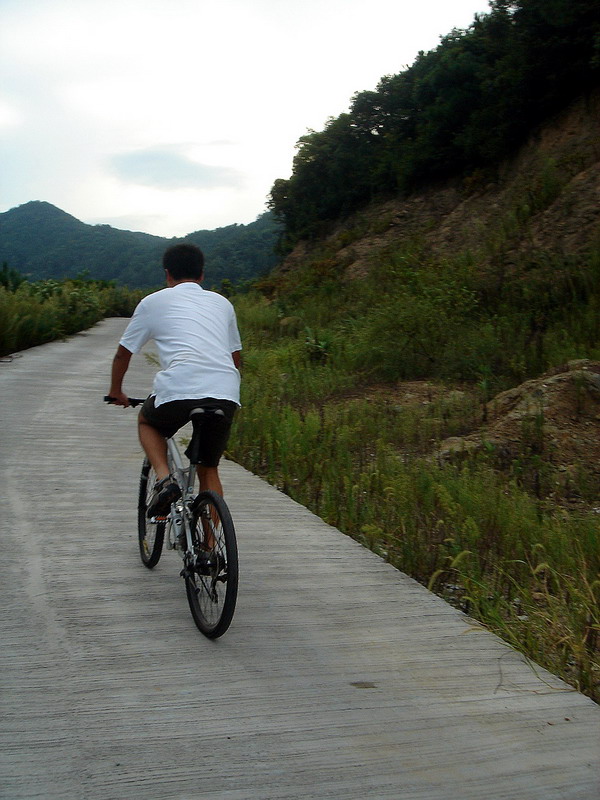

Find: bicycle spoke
[138,459,165,568]
[183,490,238,638]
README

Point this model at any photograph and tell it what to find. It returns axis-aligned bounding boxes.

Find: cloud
[1,0,490,236]
[0,98,22,129]
[110,146,244,190]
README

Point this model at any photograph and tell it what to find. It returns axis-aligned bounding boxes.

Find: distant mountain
[0,201,281,288]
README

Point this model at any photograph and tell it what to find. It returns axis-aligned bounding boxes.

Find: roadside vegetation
[0,264,146,358]
[227,233,600,703]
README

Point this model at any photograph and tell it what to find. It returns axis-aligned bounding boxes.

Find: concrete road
[1,319,599,800]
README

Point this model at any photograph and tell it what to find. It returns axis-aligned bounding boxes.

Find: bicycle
[105,396,239,639]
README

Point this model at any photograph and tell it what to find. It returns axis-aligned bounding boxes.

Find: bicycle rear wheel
[138,458,165,568]
[183,490,238,638]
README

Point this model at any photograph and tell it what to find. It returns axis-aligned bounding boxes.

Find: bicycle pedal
[149,515,168,523]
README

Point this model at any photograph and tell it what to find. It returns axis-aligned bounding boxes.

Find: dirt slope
[282,89,600,280]
[437,360,600,503]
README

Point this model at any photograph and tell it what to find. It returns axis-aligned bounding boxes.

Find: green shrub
[0,277,146,357]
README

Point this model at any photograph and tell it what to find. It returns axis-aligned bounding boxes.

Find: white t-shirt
[120,282,242,407]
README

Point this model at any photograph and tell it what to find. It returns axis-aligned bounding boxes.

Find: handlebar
[104,395,146,407]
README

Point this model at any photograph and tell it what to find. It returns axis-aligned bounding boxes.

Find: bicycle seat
[189,406,225,419]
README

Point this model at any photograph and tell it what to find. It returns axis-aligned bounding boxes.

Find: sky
[0,0,491,238]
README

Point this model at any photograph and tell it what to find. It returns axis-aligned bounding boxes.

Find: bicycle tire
[184,490,238,638]
[138,458,165,568]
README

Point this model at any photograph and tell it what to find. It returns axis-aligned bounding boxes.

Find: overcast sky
[1,0,491,237]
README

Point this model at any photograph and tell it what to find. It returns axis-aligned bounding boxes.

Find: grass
[227,242,600,702]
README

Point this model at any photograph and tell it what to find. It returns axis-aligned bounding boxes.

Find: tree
[268,0,600,246]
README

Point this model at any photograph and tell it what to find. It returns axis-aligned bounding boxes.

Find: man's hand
[107,391,130,407]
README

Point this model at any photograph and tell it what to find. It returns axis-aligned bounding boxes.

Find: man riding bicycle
[107,243,242,517]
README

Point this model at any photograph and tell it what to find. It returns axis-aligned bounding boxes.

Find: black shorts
[140,396,237,468]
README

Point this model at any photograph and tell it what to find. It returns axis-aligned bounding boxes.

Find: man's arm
[232,350,242,370]
[108,344,133,406]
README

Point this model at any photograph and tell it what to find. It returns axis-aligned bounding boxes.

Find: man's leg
[194,401,236,498]
[196,466,224,550]
[138,413,170,480]
[197,465,223,496]
[139,413,182,516]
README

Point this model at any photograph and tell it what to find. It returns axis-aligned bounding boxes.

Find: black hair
[162,243,205,280]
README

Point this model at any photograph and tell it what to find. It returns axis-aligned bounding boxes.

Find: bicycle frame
[164,437,196,553]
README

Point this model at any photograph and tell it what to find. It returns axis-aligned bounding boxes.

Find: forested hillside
[269,0,599,249]
[0,202,280,288]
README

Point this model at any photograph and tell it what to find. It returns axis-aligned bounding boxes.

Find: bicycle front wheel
[138,458,165,568]
[184,490,238,638]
